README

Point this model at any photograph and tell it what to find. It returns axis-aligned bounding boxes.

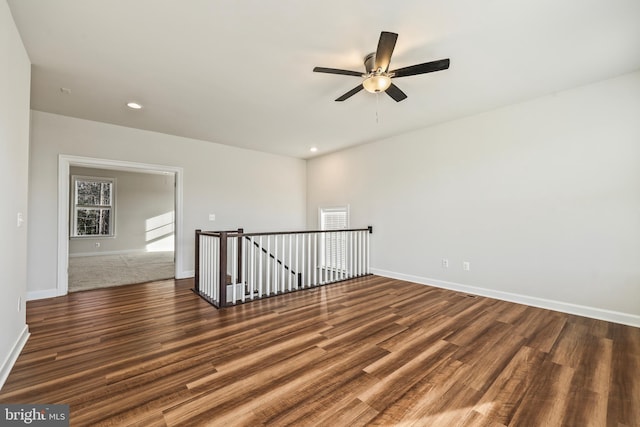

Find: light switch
[17,212,24,227]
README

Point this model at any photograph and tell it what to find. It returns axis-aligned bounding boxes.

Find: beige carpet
[69,251,175,292]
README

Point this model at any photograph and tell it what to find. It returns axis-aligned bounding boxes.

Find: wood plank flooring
[0,276,638,426]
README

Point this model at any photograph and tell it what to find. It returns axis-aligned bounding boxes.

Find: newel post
[367,226,372,274]
[194,229,201,293]
[237,228,244,284]
[219,231,228,307]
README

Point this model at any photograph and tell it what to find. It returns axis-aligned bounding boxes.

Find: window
[319,206,349,270]
[71,176,115,237]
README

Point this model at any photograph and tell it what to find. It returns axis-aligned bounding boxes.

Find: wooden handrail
[199,226,372,238]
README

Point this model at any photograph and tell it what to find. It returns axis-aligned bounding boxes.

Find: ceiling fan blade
[391,58,450,78]
[374,31,398,72]
[385,83,407,102]
[335,85,364,102]
[313,67,363,77]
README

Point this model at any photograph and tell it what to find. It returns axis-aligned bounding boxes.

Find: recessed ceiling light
[126,102,143,109]
[310,147,318,152]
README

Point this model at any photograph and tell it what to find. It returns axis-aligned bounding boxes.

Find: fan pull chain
[375,92,380,124]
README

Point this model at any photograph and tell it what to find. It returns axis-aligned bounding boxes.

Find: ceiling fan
[313,31,450,102]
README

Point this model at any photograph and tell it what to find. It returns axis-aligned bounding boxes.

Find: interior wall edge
[26,289,59,301]
[178,270,195,279]
[0,325,29,390]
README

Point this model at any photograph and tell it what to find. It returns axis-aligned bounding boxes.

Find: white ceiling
[8,0,640,159]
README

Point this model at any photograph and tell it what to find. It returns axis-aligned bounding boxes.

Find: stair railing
[194,226,372,308]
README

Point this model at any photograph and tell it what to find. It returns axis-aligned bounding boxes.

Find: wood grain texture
[1,276,638,426]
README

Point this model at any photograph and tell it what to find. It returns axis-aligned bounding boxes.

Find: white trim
[58,157,70,296]
[69,249,155,258]
[26,289,59,301]
[0,325,30,390]
[371,268,640,328]
[58,155,185,296]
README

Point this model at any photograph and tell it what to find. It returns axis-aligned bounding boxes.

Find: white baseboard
[371,268,640,328]
[0,325,29,390]
[28,270,194,301]
[69,249,150,258]
[26,288,60,301]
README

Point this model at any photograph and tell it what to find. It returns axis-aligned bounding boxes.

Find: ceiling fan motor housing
[364,52,377,73]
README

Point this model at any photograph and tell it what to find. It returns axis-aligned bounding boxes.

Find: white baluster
[360,231,364,276]
[209,237,213,300]
[201,237,205,297]
[241,235,246,302]
[322,232,326,284]
[320,233,325,284]
[340,231,345,280]
[324,232,328,284]
[258,236,263,298]
[330,233,334,282]
[366,230,370,274]
[205,238,210,298]
[201,238,206,297]
[273,235,279,294]
[213,237,218,302]
[265,235,270,295]
[335,231,339,282]
[355,232,360,277]
[295,234,299,289]
[332,231,337,283]
[214,237,217,300]
[249,237,255,300]
[288,234,293,291]
[300,234,307,288]
[306,234,312,287]
[276,234,285,293]
[313,233,317,286]
[349,231,353,278]
[299,234,304,287]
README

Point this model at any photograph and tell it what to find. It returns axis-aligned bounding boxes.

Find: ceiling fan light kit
[362,74,392,93]
[313,31,450,102]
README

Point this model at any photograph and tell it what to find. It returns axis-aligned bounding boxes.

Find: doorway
[57,155,184,296]
[68,166,176,291]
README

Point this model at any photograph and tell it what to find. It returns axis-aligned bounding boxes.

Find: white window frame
[71,175,116,238]
[319,205,350,271]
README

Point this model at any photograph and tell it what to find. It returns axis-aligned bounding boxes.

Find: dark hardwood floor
[0,276,638,426]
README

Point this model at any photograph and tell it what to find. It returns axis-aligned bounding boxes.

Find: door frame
[58,154,185,296]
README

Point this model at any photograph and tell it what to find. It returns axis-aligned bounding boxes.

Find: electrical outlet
[209,213,216,221]
[95,242,101,248]
[463,261,470,271]
[442,258,449,268]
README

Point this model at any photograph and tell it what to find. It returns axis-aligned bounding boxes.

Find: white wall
[307,71,640,326]
[28,111,306,294]
[69,167,175,255]
[0,0,31,388]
